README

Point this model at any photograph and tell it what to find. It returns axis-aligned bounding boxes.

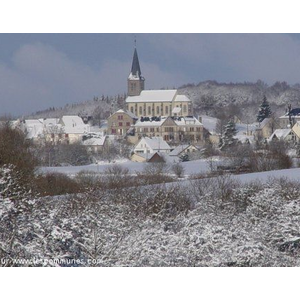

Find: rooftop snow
[140,137,171,151]
[126,90,178,103]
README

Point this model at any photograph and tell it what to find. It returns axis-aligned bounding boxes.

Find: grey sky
[1,33,300,116]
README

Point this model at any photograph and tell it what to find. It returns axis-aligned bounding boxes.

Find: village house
[107,109,137,136]
[133,136,171,154]
[268,128,296,142]
[255,117,277,140]
[82,133,107,154]
[20,116,91,145]
[132,115,204,145]
[278,107,300,129]
[291,121,300,142]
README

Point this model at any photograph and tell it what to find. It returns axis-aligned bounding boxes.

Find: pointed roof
[130,48,142,78]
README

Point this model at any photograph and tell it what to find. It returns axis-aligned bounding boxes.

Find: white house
[268,129,295,142]
[134,137,171,154]
[59,116,90,144]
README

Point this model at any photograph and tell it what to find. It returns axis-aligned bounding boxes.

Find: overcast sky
[1,33,300,116]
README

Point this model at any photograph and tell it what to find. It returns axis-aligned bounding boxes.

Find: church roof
[126,89,177,103]
[130,48,142,79]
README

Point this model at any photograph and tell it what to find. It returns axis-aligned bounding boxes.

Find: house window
[148,106,151,115]
[130,107,134,113]
[118,115,123,120]
[139,106,142,115]
[150,128,154,132]
[111,129,116,134]
[126,122,130,127]
[183,105,187,113]
[165,106,169,115]
[190,127,194,132]
[119,122,123,126]
[65,134,69,138]
[156,106,160,115]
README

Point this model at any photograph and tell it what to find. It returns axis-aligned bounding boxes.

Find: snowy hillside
[26,80,300,123]
[179,80,300,121]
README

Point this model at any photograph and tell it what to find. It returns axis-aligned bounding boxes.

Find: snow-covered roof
[269,129,291,140]
[200,115,219,134]
[126,90,178,103]
[174,94,191,102]
[41,118,60,126]
[61,116,90,134]
[83,136,107,146]
[257,118,271,128]
[170,144,193,156]
[141,137,171,151]
[113,109,137,119]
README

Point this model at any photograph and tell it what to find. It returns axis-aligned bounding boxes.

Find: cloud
[144,33,300,84]
[0,42,187,116]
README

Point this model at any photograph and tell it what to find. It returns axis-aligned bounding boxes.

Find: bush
[35,173,81,196]
[171,163,185,178]
[0,124,37,179]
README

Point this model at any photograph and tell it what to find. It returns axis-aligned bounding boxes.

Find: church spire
[130,47,142,78]
[127,44,145,96]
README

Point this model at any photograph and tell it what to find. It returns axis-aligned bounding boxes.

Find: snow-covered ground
[41,158,300,184]
[40,158,222,176]
[233,167,300,183]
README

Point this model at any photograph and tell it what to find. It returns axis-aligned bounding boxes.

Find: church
[125,47,193,118]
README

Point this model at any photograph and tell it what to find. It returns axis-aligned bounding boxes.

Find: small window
[119,122,123,126]
[126,122,130,127]
[156,106,160,115]
[139,106,142,115]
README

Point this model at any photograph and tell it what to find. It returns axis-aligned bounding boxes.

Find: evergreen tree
[219,120,237,150]
[257,95,272,122]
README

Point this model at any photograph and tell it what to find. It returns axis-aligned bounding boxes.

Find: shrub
[171,163,185,178]
[35,173,81,196]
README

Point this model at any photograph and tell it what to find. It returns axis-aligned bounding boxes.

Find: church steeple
[127,46,145,96]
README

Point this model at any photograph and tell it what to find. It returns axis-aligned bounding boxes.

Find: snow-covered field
[41,158,300,185]
[41,158,217,176]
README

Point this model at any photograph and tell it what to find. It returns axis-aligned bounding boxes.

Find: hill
[28,80,300,123]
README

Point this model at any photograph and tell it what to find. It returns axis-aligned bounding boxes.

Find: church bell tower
[127,47,145,96]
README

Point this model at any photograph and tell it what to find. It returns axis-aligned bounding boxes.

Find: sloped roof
[126,90,177,103]
[113,109,137,119]
[61,116,90,134]
[170,144,191,156]
[143,137,171,151]
[130,48,142,78]
[269,129,291,140]
[200,115,219,134]
[174,94,191,102]
[83,136,106,146]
